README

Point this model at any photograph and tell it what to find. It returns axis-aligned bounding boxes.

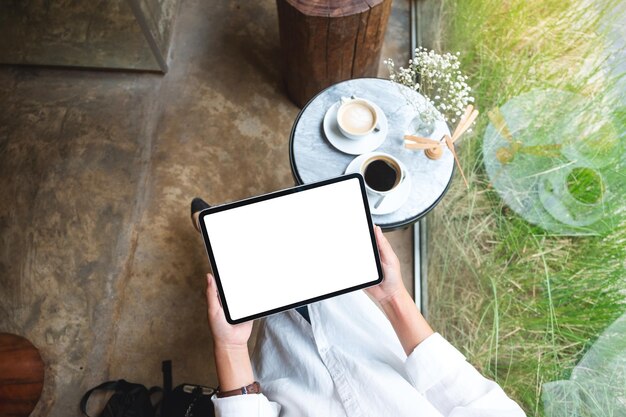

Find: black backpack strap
[162,360,172,393]
[160,360,173,416]
[80,380,123,417]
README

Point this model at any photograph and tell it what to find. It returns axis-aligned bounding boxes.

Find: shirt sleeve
[212,393,281,417]
[404,333,526,417]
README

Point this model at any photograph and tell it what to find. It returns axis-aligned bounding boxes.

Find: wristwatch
[216,381,261,398]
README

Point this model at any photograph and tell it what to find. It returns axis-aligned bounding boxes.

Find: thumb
[206,273,222,313]
[375,226,400,268]
[375,226,393,263]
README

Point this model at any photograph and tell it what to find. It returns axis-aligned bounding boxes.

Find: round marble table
[289,78,454,230]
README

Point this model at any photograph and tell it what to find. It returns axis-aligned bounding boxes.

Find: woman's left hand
[365,226,408,305]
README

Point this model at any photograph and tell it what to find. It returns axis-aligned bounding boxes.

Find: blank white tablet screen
[202,176,379,322]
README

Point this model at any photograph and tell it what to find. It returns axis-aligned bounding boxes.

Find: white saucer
[345,152,412,215]
[323,101,388,155]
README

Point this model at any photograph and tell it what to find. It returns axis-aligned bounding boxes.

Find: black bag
[160,360,216,417]
[80,362,215,417]
[80,379,160,417]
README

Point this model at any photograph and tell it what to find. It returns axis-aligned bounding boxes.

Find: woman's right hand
[206,273,255,391]
[206,273,253,349]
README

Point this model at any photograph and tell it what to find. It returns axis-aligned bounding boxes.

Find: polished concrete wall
[0,0,411,415]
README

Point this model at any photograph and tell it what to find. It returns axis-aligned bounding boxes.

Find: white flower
[385,48,474,125]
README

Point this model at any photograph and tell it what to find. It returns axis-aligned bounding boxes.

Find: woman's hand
[365,226,408,305]
[206,273,255,391]
[206,273,253,348]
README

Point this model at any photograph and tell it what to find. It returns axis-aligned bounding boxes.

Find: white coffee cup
[336,97,378,140]
[359,153,407,200]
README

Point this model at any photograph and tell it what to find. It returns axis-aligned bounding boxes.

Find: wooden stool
[276,0,392,107]
[0,334,45,417]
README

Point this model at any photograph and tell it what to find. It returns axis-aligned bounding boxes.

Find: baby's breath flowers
[385,47,474,128]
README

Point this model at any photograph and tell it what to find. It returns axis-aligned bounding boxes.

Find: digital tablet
[198,173,383,324]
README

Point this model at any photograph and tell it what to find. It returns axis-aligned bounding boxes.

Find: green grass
[566,167,603,204]
[426,0,626,415]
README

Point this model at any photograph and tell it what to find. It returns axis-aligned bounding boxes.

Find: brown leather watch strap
[216,381,261,398]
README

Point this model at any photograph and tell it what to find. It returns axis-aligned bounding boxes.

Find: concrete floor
[0,0,411,415]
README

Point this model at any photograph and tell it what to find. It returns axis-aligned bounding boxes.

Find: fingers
[206,273,222,314]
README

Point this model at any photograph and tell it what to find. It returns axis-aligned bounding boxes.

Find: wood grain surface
[0,334,45,417]
[277,0,392,107]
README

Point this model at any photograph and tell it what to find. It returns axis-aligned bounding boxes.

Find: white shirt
[212,291,526,417]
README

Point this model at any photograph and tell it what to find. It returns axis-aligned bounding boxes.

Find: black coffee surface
[364,160,398,192]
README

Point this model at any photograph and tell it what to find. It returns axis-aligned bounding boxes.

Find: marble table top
[289,78,454,230]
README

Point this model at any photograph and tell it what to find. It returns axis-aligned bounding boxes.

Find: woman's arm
[213,344,254,391]
[379,288,433,355]
[205,274,281,416]
[366,226,433,354]
[367,228,525,417]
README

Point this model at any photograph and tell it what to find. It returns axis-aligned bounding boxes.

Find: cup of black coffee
[359,153,406,198]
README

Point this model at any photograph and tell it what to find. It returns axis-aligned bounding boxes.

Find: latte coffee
[337,98,378,140]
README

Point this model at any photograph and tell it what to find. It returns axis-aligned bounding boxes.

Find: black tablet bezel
[198,173,383,324]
